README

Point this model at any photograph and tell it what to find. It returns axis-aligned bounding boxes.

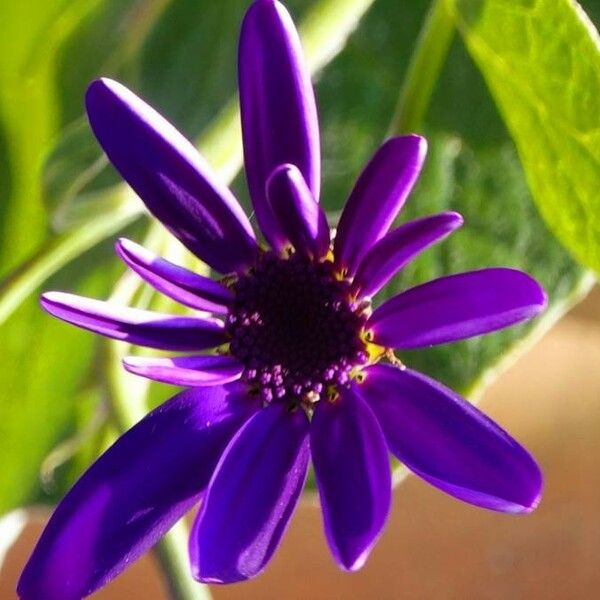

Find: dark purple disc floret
[19,1,549,598]
[227,251,369,405]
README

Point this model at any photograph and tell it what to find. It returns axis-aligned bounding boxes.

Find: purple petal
[86,78,257,273]
[116,238,233,314]
[311,385,391,571]
[361,364,543,512]
[352,212,463,298]
[334,135,427,276]
[266,164,330,258]
[190,403,309,583]
[368,268,547,349]
[239,0,320,250]
[17,384,259,600]
[41,292,225,351]
[123,354,243,387]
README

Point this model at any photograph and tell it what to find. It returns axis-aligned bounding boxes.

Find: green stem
[106,371,209,600]
[153,521,212,600]
[0,198,141,325]
[104,263,211,600]
[388,0,455,135]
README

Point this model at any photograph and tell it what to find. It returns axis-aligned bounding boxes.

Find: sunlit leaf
[315,0,592,397]
[449,0,600,275]
[0,0,134,515]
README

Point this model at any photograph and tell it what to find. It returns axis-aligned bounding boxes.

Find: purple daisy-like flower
[19,0,546,597]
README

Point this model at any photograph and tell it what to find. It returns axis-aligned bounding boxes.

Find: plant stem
[154,520,212,600]
[388,0,455,135]
[104,267,211,600]
[107,378,209,600]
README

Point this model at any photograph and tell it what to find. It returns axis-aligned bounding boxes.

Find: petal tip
[338,548,371,572]
[521,494,542,514]
[389,133,428,160]
[520,460,544,514]
[39,291,64,312]
[498,488,543,514]
[246,0,283,17]
[445,210,464,227]
[114,237,142,262]
[115,236,131,250]
[85,77,120,113]
[114,237,128,257]
[266,162,298,189]
[242,0,291,40]
[121,356,141,373]
[85,77,105,97]
[86,76,121,97]
[191,566,250,586]
[489,465,543,513]
[512,269,548,313]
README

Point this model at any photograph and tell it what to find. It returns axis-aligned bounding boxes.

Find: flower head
[19,0,546,597]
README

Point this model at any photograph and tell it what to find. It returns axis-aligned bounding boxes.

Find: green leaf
[314,0,592,392]
[389,136,594,395]
[54,0,168,126]
[0,0,378,516]
[302,0,595,489]
[42,0,168,223]
[448,0,600,275]
[0,0,141,515]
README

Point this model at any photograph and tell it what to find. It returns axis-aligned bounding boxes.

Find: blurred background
[1,0,599,598]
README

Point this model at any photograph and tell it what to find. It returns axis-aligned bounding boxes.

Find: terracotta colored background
[3,288,600,599]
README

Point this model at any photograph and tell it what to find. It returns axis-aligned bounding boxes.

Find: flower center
[226,252,369,406]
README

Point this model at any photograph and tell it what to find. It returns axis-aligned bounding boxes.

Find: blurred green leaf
[55,0,168,126]
[448,0,600,275]
[0,0,378,515]
[315,0,593,394]
[43,0,168,222]
[391,136,594,395]
[0,0,121,515]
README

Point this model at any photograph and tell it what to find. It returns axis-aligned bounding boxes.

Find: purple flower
[19,0,546,597]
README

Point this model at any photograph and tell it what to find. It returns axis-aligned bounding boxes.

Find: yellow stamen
[385,348,406,369]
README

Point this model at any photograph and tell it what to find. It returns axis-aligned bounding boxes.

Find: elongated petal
[368,268,547,349]
[352,212,463,298]
[116,238,233,313]
[311,385,391,571]
[334,136,427,276]
[361,365,543,512]
[239,0,320,250]
[41,292,225,351]
[86,78,257,273]
[190,403,310,583]
[266,164,329,258]
[123,355,243,387]
[18,384,258,600]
